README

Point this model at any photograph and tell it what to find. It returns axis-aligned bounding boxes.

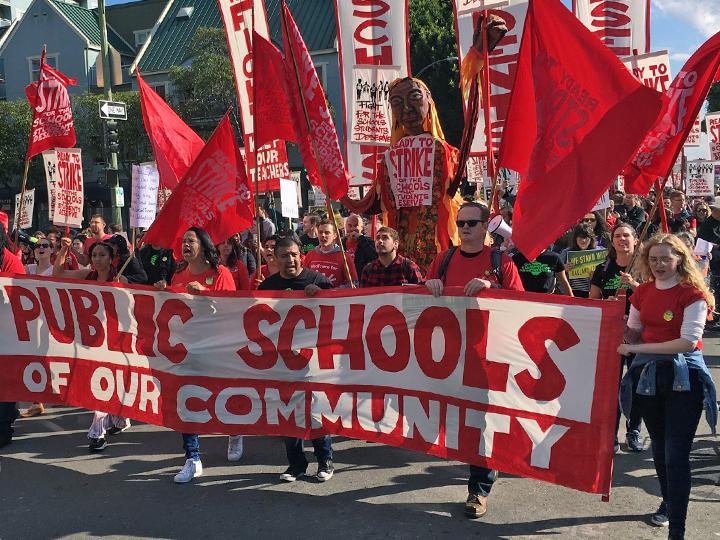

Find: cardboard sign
[52,148,83,228]
[592,191,610,211]
[350,66,396,146]
[621,50,672,93]
[280,178,299,219]
[13,188,35,230]
[706,112,720,161]
[385,134,435,208]
[684,117,702,147]
[42,150,59,221]
[130,162,160,229]
[686,160,715,197]
[567,249,608,279]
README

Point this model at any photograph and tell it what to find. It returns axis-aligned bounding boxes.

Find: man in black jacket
[614,194,646,232]
[343,214,377,277]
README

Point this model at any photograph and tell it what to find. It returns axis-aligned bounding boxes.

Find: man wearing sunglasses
[425,201,523,519]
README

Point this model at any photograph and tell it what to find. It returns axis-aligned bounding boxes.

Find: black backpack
[438,246,503,286]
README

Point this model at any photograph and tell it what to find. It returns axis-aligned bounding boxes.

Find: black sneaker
[650,501,669,527]
[626,430,644,452]
[88,437,107,453]
[106,425,128,436]
[317,459,334,482]
[279,465,306,482]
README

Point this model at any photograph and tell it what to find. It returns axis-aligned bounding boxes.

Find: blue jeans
[182,433,200,461]
[0,402,18,437]
[284,436,332,469]
[636,365,704,538]
[616,355,643,437]
[468,465,497,496]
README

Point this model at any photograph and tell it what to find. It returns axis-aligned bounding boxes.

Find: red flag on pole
[142,113,255,254]
[252,31,296,150]
[624,31,720,195]
[497,0,663,260]
[281,1,350,200]
[137,71,205,191]
[25,61,77,159]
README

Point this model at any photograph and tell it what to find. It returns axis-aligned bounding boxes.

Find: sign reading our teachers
[386,134,435,208]
[567,249,608,279]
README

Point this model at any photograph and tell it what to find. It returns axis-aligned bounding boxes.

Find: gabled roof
[135,0,336,75]
[50,0,135,56]
[106,0,167,51]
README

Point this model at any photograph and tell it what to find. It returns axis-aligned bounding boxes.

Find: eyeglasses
[582,218,596,223]
[35,243,51,248]
[456,219,486,228]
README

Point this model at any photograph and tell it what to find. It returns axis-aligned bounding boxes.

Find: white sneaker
[174,459,203,483]
[227,435,244,462]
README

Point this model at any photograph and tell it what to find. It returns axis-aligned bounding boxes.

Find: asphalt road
[1,339,718,540]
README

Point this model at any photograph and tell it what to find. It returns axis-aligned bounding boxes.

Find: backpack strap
[438,246,457,284]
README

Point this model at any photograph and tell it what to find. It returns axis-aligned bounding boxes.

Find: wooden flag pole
[280,2,355,288]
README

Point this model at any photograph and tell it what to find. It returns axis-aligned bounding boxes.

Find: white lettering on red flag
[0,278,624,496]
[574,0,650,56]
[385,134,435,207]
[335,0,410,187]
[53,148,84,228]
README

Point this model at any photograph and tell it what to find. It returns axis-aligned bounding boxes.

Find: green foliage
[708,82,720,115]
[409,0,463,146]
[169,27,237,137]
[0,100,42,191]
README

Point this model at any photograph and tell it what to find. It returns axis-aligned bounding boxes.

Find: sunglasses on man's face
[35,243,51,249]
[456,219,485,228]
[582,218,596,223]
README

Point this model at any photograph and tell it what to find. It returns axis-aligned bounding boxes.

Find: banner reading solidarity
[53,148,84,228]
[385,134,435,207]
[0,277,624,496]
[573,0,650,57]
[335,0,410,187]
[686,160,715,197]
[707,112,720,161]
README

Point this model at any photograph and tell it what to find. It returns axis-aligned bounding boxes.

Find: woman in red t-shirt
[216,236,250,291]
[618,234,716,538]
[155,227,241,483]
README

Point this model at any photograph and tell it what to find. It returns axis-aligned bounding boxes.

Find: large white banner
[621,50,672,93]
[52,148,83,228]
[218,0,289,191]
[686,160,715,197]
[130,162,160,229]
[42,150,59,221]
[335,0,410,187]
[453,0,529,156]
[706,112,720,161]
[13,188,34,230]
[574,0,650,56]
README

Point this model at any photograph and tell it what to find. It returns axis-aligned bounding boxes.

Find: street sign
[98,100,127,121]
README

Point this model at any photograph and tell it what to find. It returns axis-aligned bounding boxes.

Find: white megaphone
[487,214,512,240]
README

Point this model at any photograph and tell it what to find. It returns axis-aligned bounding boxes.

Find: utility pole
[98,0,122,227]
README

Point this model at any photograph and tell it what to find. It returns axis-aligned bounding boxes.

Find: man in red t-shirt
[425,201,523,520]
[83,214,112,257]
[303,219,357,287]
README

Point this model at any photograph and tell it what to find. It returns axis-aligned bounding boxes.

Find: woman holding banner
[53,237,131,451]
[618,234,716,539]
[155,227,241,483]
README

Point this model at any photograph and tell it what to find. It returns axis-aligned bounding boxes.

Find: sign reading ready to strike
[53,148,84,228]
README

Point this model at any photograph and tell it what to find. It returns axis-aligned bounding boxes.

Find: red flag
[253,31,296,150]
[137,71,205,191]
[25,62,77,159]
[624,31,720,195]
[497,0,662,260]
[281,2,350,200]
[142,114,255,254]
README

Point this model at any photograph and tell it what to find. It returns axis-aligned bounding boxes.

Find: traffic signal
[106,120,120,154]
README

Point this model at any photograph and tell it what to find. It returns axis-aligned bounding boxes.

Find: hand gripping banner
[0,276,624,495]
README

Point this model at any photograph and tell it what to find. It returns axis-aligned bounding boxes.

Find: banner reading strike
[686,160,715,197]
[386,134,435,207]
[335,0,410,187]
[707,112,720,161]
[574,0,650,57]
[53,148,83,228]
[0,277,624,495]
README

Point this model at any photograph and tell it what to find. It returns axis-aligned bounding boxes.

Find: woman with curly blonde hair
[617,233,716,539]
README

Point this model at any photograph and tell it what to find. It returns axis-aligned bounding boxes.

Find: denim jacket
[620,350,717,435]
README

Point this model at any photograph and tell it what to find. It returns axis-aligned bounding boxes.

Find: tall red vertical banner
[334,0,411,187]
[218,0,290,192]
[573,0,651,56]
[453,0,528,185]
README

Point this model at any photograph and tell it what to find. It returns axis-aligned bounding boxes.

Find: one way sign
[98,100,127,121]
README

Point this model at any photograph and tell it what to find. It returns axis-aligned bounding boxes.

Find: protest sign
[280,178,299,219]
[592,192,610,212]
[707,112,720,161]
[621,50,672,93]
[311,185,326,207]
[0,277,624,496]
[567,249,608,279]
[13,188,35,230]
[252,140,290,193]
[42,150,59,220]
[686,160,715,197]
[684,117,701,147]
[53,148,83,228]
[575,0,650,56]
[130,162,160,229]
[385,134,435,208]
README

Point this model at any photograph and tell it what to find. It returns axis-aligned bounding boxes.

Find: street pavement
[1,337,718,540]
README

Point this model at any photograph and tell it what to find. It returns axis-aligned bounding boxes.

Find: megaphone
[487,214,512,240]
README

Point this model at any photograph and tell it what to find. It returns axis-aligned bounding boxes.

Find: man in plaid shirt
[359,226,423,287]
